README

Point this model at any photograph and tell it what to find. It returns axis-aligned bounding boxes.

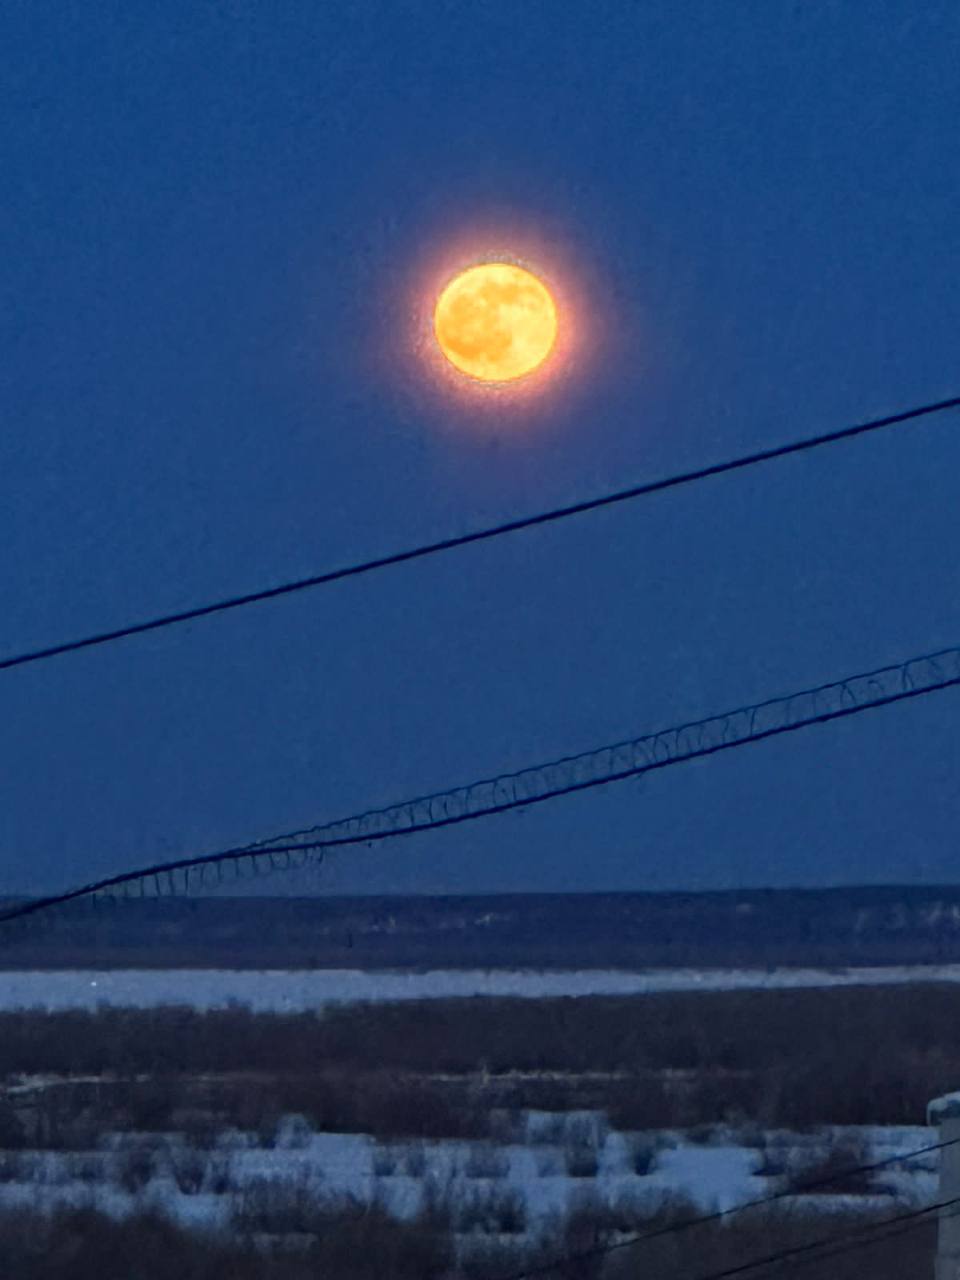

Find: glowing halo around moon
[433,261,559,383]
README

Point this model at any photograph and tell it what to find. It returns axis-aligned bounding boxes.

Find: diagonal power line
[469,1120,955,1279]
[1,393,958,674]
[588,1193,950,1280]
[686,1198,948,1280]
[493,1173,952,1280]
[2,642,958,937]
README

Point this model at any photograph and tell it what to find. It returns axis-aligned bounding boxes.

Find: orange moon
[433,262,558,383]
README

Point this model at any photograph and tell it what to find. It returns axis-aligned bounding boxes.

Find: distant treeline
[3,884,960,969]
[2,983,960,1129]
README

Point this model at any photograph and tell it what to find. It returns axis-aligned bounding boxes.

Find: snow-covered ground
[2,964,960,1013]
[0,1117,939,1241]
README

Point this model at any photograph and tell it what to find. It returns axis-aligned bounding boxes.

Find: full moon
[433,262,558,383]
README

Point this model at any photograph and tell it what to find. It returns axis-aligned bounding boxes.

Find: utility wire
[1,642,958,934]
[753,1210,945,1279]
[683,1194,950,1280]
[1,393,957,674]
[735,1211,944,1279]
[488,1136,951,1280]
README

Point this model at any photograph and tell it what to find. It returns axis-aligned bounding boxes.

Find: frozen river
[1,963,960,1013]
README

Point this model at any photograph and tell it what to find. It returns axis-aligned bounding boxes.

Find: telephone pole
[929,1092,960,1279]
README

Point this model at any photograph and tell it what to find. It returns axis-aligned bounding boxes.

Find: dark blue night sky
[2,3,958,898]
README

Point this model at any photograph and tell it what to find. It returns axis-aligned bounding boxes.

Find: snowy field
[0,967,948,1247]
[0,1116,939,1242]
[1,964,960,1013]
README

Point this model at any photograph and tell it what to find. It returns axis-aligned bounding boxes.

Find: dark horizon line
[4,881,960,906]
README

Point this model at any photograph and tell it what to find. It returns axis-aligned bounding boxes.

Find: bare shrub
[536,1147,563,1176]
[215,1126,254,1153]
[120,1078,178,1131]
[230,1085,285,1157]
[204,1152,234,1194]
[487,1107,525,1144]
[781,1132,875,1195]
[687,1122,717,1145]
[748,1133,792,1178]
[62,1151,105,1183]
[1,981,957,1173]
[360,1072,486,1141]
[564,1188,620,1257]
[0,1193,930,1280]
[33,1093,106,1150]
[216,1068,483,1144]
[564,1142,599,1178]
[275,1112,312,1149]
[773,1052,926,1128]
[98,1104,136,1140]
[229,1168,324,1235]
[10,1150,56,1187]
[458,1236,557,1279]
[562,1116,607,1178]
[420,1174,455,1234]
[623,1132,663,1175]
[267,1067,484,1141]
[0,984,956,1126]
[167,1145,207,1195]
[56,1112,105,1152]
[456,1184,527,1235]
[37,1153,72,1186]
[527,1111,571,1145]
[606,1073,676,1130]
[372,1139,400,1176]
[0,1150,25,1182]
[304,1196,453,1280]
[606,1187,654,1233]
[0,1200,280,1280]
[690,1072,767,1130]
[176,1107,219,1151]
[602,1201,934,1280]
[230,1079,275,1135]
[401,1141,427,1177]
[464,1140,509,1179]
[12,1151,43,1184]
[560,1185,703,1280]
[0,1099,27,1150]
[255,1102,284,1150]
[112,1136,162,1194]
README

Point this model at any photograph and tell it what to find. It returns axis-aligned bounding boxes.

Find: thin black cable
[683,1195,951,1280]
[1,393,957,673]
[758,1212,943,1277]
[489,1138,952,1280]
[1,642,957,930]
[710,1200,949,1279]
